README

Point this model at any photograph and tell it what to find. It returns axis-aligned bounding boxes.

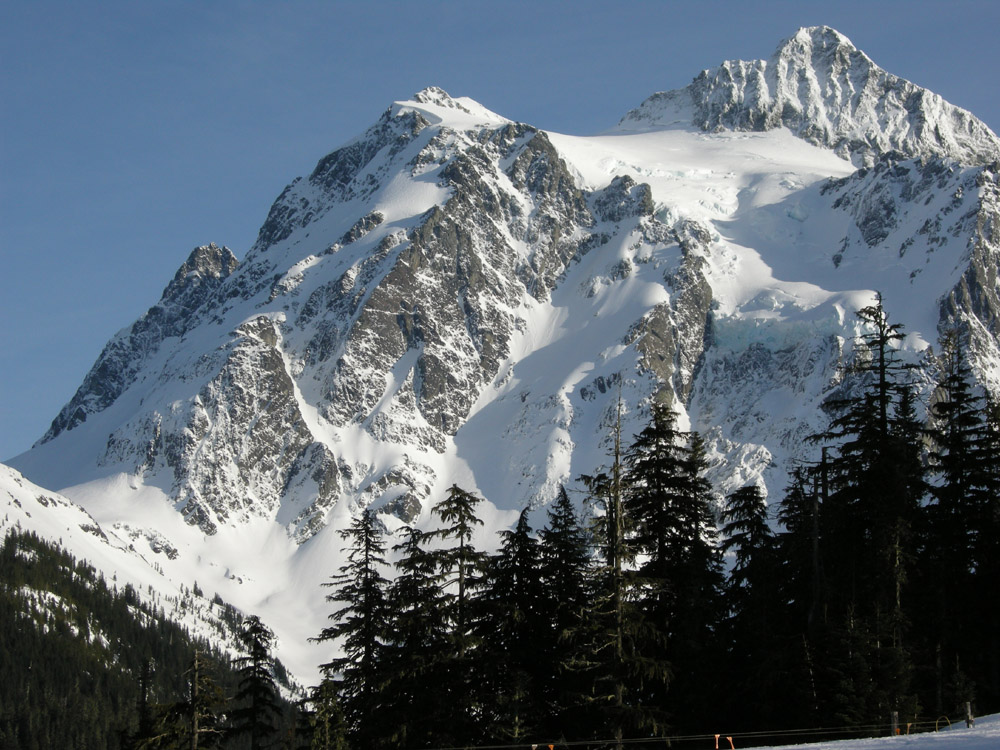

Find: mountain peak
[786,25,855,49]
[394,87,509,128]
[412,86,459,107]
[617,26,1000,166]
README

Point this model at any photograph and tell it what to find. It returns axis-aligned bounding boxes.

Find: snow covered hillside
[8,26,1000,684]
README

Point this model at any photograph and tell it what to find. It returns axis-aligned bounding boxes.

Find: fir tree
[143,650,226,749]
[230,615,281,750]
[313,508,390,747]
[479,507,546,743]
[306,678,350,750]
[537,485,594,739]
[810,294,922,723]
[424,484,490,746]
[720,484,781,729]
[576,397,657,747]
[380,526,449,749]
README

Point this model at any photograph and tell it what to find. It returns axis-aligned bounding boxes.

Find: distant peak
[396,87,510,127]
[787,25,855,48]
[413,86,456,106]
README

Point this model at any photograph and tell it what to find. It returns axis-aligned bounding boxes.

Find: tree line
[316,296,999,748]
[3,295,998,748]
[0,530,323,749]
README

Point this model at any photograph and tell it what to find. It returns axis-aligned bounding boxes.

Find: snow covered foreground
[745,714,998,750]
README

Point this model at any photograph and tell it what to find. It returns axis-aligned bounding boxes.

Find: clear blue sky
[2,0,998,461]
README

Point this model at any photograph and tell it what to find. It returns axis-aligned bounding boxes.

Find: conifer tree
[773,467,825,727]
[720,484,780,729]
[380,526,449,749]
[537,485,594,738]
[230,615,281,749]
[810,294,922,723]
[424,484,490,746]
[917,328,992,712]
[573,396,658,746]
[143,650,226,749]
[314,508,390,747]
[480,507,546,743]
[306,678,350,750]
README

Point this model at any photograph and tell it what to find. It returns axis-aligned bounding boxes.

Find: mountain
[8,26,1000,683]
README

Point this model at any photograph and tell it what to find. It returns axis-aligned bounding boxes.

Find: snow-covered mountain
[8,26,1000,683]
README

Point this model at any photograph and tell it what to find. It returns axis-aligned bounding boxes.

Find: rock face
[17,28,1000,548]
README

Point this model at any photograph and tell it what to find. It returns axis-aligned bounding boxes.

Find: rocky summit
[7,26,1000,681]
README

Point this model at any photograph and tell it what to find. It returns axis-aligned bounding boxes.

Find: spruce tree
[424,484,490,746]
[144,650,226,749]
[306,678,350,750]
[575,396,663,746]
[919,328,992,712]
[810,294,922,724]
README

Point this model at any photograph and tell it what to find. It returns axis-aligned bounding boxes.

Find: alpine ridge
[8,27,1000,683]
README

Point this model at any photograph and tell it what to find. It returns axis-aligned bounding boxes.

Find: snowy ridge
[10,31,1000,684]
[618,26,1000,167]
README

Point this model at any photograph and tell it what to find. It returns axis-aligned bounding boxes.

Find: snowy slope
[9,28,1000,685]
[0,462,288,674]
[750,713,999,750]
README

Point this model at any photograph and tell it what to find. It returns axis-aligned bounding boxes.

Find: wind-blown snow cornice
[619,26,1000,167]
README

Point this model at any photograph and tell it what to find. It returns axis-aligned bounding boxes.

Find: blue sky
[2,0,999,461]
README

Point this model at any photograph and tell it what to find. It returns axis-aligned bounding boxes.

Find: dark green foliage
[536,485,594,739]
[142,649,227,749]
[808,295,923,723]
[230,616,281,749]
[424,484,490,746]
[624,418,724,734]
[303,679,349,750]
[313,508,389,748]
[720,484,783,729]
[379,526,450,749]
[0,530,298,750]
[478,508,546,743]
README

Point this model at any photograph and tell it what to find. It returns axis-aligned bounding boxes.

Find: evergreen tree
[810,294,923,723]
[575,397,660,746]
[143,650,226,749]
[917,328,993,712]
[305,677,350,750]
[636,426,724,734]
[720,484,781,729]
[773,467,825,727]
[537,485,594,739]
[313,508,390,747]
[380,526,449,749]
[479,507,546,743]
[424,484,490,746]
[230,615,281,750]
